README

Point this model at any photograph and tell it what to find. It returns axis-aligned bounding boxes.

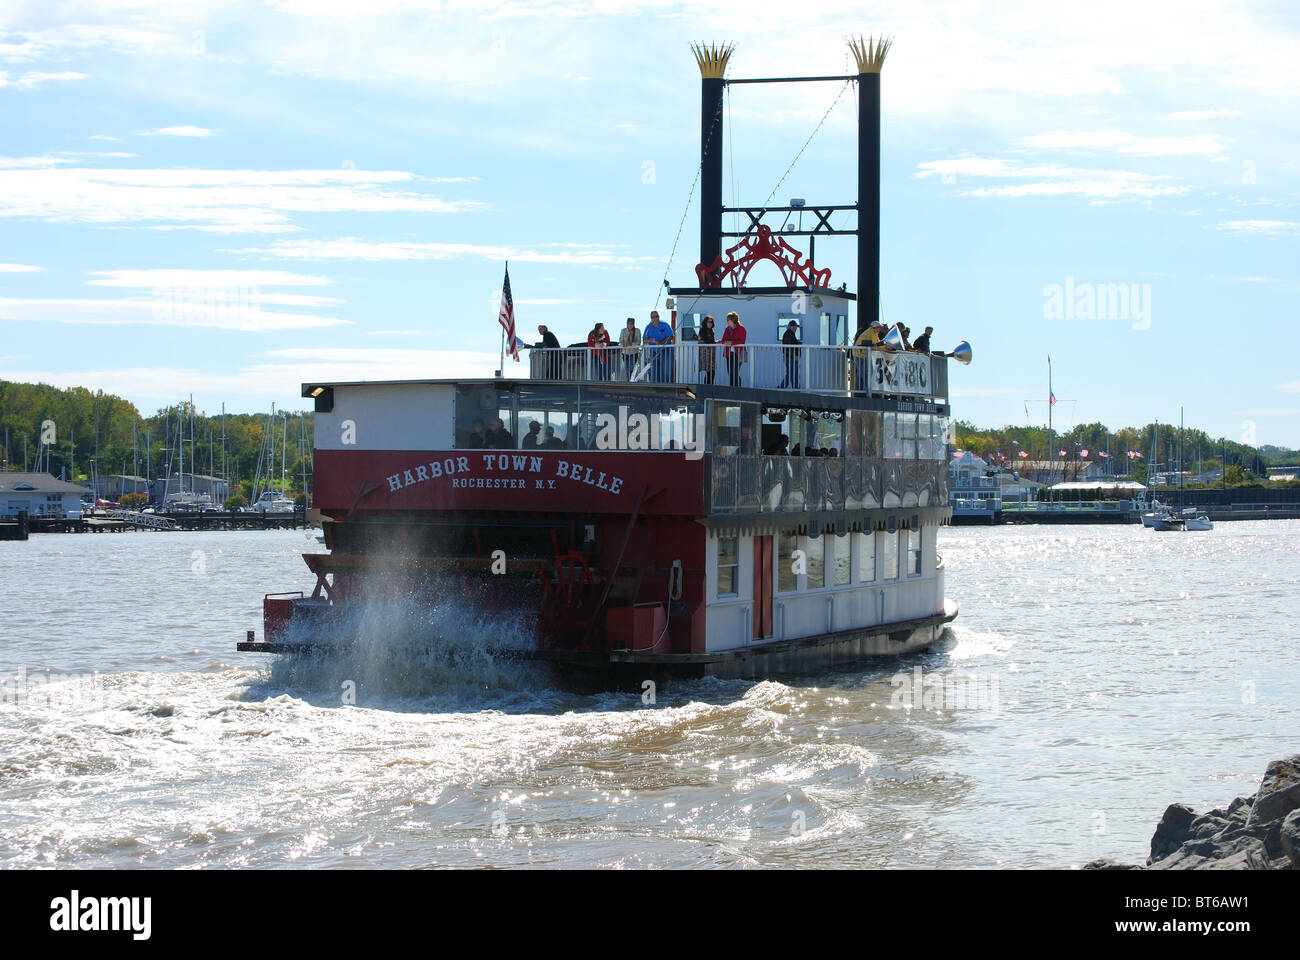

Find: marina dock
[21,511,312,534]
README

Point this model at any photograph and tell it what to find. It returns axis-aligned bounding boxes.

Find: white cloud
[0,70,87,88]
[1019,131,1228,157]
[1215,220,1300,236]
[915,156,1189,200]
[87,268,333,288]
[364,329,424,336]
[141,125,219,137]
[0,263,43,272]
[0,296,349,332]
[1277,382,1300,394]
[232,238,654,265]
[0,164,483,233]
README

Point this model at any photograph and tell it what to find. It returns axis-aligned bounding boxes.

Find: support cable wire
[671,79,853,321]
[655,92,725,311]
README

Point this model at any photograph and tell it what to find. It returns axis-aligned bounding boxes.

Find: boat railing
[707,454,949,515]
[525,343,948,401]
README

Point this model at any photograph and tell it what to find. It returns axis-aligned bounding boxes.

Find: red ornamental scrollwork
[695,224,832,290]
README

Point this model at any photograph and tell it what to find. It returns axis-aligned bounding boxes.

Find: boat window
[831,533,851,586]
[717,536,739,597]
[882,412,899,459]
[846,410,880,458]
[777,531,798,593]
[455,384,515,448]
[810,414,843,456]
[835,314,847,346]
[709,401,760,456]
[803,534,824,589]
[857,531,876,582]
[907,528,922,576]
[898,413,918,459]
[576,388,700,452]
[776,313,801,343]
[882,530,899,580]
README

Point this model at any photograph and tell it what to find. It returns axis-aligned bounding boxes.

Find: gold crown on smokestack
[691,42,734,79]
[848,34,892,73]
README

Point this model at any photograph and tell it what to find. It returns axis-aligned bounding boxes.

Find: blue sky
[1,0,1297,446]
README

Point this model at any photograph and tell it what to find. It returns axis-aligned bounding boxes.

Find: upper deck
[521,341,949,405]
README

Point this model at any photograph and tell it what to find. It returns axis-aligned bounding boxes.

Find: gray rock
[1082,858,1143,870]
[1281,809,1300,868]
[1133,755,1299,870]
[1247,755,1300,827]
[1150,803,1198,863]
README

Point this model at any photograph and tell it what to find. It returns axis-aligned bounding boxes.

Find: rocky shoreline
[1085,755,1300,870]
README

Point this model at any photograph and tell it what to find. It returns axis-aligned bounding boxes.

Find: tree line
[951,419,1299,487]
[0,380,314,506]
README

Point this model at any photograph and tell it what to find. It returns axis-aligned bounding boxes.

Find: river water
[1,522,1296,868]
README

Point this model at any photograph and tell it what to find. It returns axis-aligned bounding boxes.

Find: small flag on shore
[1019,450,1029,458]
[499,262,520,361]
[1100,451,1109,459]
[1081,448,1089,458]
[1050,391,1057,406]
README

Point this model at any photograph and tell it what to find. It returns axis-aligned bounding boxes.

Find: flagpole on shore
[1048,354,1054,484]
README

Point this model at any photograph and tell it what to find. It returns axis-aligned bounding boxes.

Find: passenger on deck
[521,420,542,449]
[541,426,565,449]
[644,310,674,383]
[720,311,747,387]
[587,322,611,380]
[697,315,717,385]
[487,418,514,449]
[778,320,801,389]
[619,317,641,381]
[852,322,884,391]
[911,326,933,354]
[530,325,562,379]
[468,420,487,448]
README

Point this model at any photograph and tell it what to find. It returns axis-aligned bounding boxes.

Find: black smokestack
[851,35,890,331]
[693,44,733,279]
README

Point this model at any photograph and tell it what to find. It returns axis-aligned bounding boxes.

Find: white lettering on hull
[383,456,624,497]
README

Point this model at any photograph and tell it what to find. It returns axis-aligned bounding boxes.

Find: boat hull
[238,601,957,688]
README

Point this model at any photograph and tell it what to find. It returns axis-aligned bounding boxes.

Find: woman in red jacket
[587,322,612,380]
[720,311,747,386]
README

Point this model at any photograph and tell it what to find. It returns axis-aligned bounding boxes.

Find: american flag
[1100,451,1109,459]
[1059,448,1067,457]
[499,263,520,361]
[1050,391,1057,406]
[1081,448,1089,458]
[1019,450,1029,458]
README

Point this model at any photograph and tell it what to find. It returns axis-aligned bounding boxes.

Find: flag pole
[1048,354,1054,485]
[499,261,508,374]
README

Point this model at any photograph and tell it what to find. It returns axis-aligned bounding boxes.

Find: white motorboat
[1184,514,1213,531]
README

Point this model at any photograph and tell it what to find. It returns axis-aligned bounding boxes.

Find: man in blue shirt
[643,310,674,382]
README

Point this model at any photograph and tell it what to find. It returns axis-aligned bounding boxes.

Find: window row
[716,529,923,598]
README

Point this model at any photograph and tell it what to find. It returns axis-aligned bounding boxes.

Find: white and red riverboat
[239,37,965,684]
